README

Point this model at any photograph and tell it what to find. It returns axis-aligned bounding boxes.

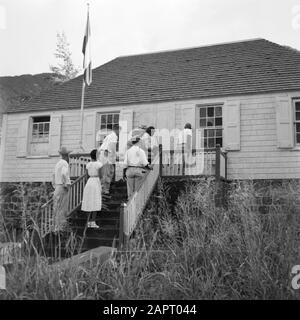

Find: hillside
[0,73,56,114]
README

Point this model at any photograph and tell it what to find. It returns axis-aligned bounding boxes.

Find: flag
[82,9,92,86]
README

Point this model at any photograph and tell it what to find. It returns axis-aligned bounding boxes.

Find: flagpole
[79,2,90,151]
[79,79,86,150]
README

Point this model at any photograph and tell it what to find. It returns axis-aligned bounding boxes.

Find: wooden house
[1,38,300,252]
[1,38,300,183]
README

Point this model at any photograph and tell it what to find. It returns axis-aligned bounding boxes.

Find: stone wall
[229,179,300,214]
[161,177,300,213]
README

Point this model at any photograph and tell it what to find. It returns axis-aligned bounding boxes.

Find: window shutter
[83,112,96,151]
[275,97,293,148]
[224,101,241,151]
[48,114,62,156]
[119,109,133,156]
[17,118,29,157]
[181,104,195,148]
[181,104,196,129]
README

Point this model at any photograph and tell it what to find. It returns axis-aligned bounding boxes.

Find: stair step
[83,237,119,249]
[72,226,119,239]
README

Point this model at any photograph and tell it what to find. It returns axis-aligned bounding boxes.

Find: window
[96,112,120,150]
[295,100,300,145]
[198,105,223,149]
[32,116,50,142]
[30,116,50,155]
[100,113,119,131]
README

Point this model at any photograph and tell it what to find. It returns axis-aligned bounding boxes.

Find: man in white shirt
[97,124,120,194]
[140,126,158,163]
[52,146,72,232]
[123,135,152,199]
[176,123,193,174]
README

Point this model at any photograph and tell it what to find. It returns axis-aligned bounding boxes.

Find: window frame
[29,115,51,156]
[197,103,223,150]
[293,99,300,146]
[30,116,51,144]
[97,111,120,150]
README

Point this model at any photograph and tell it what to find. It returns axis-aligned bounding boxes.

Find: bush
[1,179,300,299]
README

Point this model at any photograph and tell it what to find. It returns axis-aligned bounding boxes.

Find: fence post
[159,144,163,177]
[119,203,125,250]
[215,144,221,207]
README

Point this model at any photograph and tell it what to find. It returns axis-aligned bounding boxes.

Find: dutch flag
[82,8,92,86]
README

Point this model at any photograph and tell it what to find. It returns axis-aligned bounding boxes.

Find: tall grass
[1,179,300,299]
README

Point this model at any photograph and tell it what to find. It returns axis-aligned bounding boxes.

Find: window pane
[113,114,119,123]
[33,116,50,123]
[216,137,222,147]
[107,124,113,130]
[44,123,50,133]
[204,130,207,138]
[296,112,300,121]
[215,106,222,117]
[215,118,222,126]
[200,119,206,127]
[200,107,206,118]
[297,134,300,144]
[296,102,300,111]
[216,129,222,137]
[208,138,215,148]
[207,107,214,117]
[207,118,214,126]
[208,129,214,137]
[101,114,107,124]
[108,114,113,123]
[297,123,300,133]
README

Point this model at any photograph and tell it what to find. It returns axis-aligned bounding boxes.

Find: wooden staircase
[38,179,128,259]
[36,145,227,260]
[70,180,127,250]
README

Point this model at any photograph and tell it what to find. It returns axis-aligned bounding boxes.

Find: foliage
[50,32,80,83]
[1,180,300,299]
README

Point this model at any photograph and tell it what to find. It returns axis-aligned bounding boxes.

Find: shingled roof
[8,38,300,113]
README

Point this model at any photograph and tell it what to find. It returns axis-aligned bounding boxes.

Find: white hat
[58,146,72,155]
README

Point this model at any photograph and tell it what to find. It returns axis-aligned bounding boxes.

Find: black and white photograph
[1,0,300,305]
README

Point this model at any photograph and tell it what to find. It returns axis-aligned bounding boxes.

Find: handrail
[39,173,88,237]
[69,155,90,178]
[120,153,160,245]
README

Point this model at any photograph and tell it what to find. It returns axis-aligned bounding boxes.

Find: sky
[1,0,300,76]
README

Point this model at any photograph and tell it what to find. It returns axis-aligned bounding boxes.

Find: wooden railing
[160,148,216,177]
[159,145,227,179]
[215,145,227,181]
[119,153,160,247]
[40,173,88,237]
[119,144,228,247]
[69,153,90,178]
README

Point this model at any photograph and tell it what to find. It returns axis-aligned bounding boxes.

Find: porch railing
[119,153,160,247]
[119,144,227,247]
[160,145,227,179]
[69,153,90,178]
[40,173,88,237]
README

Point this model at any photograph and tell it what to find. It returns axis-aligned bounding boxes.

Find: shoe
[90,221,99,229]
[87,221,93,228]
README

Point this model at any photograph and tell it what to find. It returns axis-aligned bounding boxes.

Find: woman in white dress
[81,149,103,228]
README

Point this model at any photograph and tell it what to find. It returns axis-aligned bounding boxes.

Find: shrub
[1,179,300,299]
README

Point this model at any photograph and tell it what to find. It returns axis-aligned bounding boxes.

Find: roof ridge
[116,38,266,59]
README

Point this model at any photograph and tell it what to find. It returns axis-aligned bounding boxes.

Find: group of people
[51,124,158,231]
